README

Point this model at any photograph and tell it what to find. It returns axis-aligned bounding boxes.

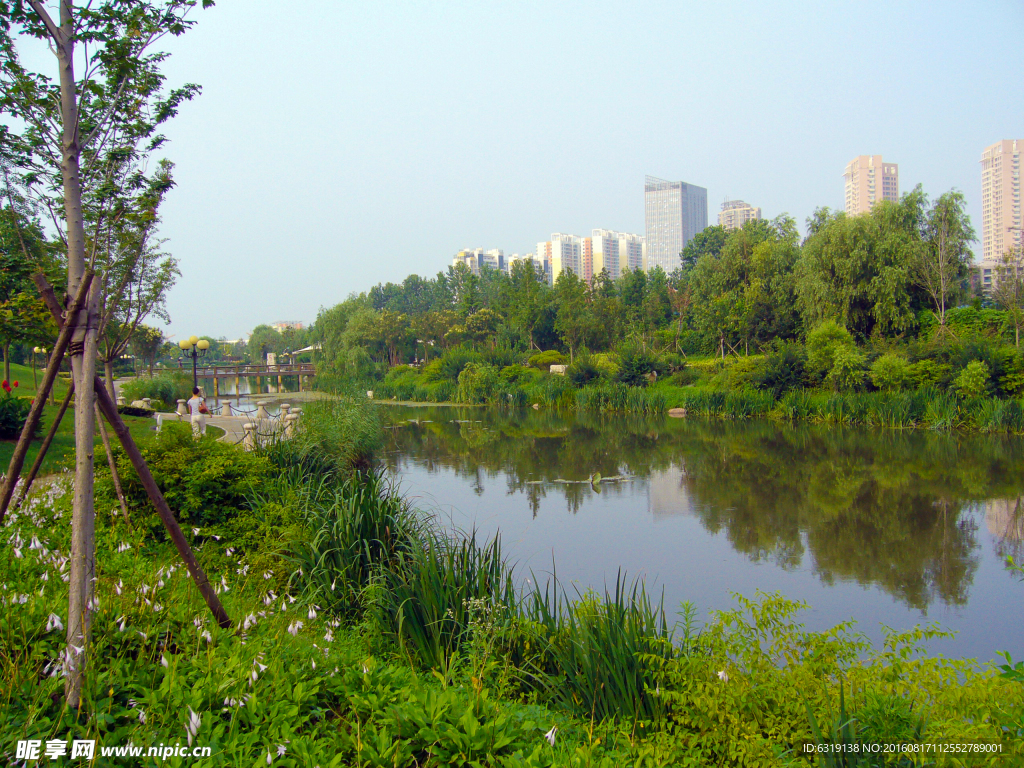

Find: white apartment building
[452,248,506,275]
[537,233,583,283]
[981,140,1023,264]
[506,252,550,280]
[590,229,645,281]
[718,200,762,230]
[843,155,899,215]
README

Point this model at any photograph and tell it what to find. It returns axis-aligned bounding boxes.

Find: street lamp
[31,346,42,391]
[178,335,210,389]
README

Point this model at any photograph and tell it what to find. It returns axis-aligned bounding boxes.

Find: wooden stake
[12,382,74,512]
[0,273,94,525]
[95,401,130,525]
[30,272,232,629]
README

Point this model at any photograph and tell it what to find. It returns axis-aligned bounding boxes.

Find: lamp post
[31,346,41,392]
[178,335,210,389]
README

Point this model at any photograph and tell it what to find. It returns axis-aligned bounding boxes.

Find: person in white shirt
[187,386,207,437]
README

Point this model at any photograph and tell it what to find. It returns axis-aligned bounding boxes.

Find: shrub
[527,350,566,369]
[106,422,273,536]
[0,379,31,439]
[953,360,991,399]
[717,356,765,391]
[498,364,537,386]
[806,320,856,382]
[908,358,953,390]
[566,356,602,387]
[426,346,483,383]
[456,362,500,404]
[754,342,806,397]
[120,370,193,410]
[826,346,866,392]
[870,353,912,391]
[617,347,664,387]
[116,404,155,418]
[289,394,383,475]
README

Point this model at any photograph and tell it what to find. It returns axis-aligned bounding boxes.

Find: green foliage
[617,347,663,387]
[953,360,990,399]
[826,346,866,392]
[116,404,155,418]
[806,320,856,381]
[528,350,567,369]
[908,358,953,389]
[566,356,602,387]
[754,342,806,397]
[119,370,193,410]
[869,353,912,391]
[105,422,272,535]
[288,394,383,475]
[457,362,500,404]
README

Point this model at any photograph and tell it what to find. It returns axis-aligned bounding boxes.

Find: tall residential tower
[843,155,899,215]
[981,140,1024,264]
[644,176,707,273]
[718,200,762,230]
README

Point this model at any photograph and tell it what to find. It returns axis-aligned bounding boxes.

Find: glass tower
[644,175,708,273]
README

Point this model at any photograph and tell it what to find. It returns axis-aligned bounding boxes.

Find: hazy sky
[61,2,1024,338]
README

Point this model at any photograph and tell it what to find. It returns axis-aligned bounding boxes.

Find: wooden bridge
[187,363,316,398]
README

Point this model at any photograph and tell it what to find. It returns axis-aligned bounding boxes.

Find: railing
[191,363,316,378]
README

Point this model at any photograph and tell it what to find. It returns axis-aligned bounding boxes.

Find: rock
[130,400,148,409]
[668,407,687,418]
[532,403,540,410]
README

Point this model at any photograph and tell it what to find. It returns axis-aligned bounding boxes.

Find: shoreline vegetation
[5,394,1023,766]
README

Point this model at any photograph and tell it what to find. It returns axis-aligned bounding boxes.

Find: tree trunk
[104,358,116,400]
[45,0,94,709]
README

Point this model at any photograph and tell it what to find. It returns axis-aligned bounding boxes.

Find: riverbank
[3,397,1022,765]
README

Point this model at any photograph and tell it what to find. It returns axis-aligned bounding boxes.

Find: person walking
[187,386,208,437]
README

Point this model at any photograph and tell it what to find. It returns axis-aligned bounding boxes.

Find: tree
[680,224,727,270]
[507,258,546,349]
[993,248,1024,348]
[0,206,57,381]
[129,323,163,377]
[0,0,212,707]
[247,324,283,363]
[913,190,976,334]
[553,270,592,360]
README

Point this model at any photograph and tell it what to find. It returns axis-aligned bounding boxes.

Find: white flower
[266,752,273,765]
[263,572,272,581]
[287,594,296,604]
[192,528,200,536]
[128,698,138,708]
[242,614,258,630]
[40,571,49,582]
[139,709,147,724]
[311,660,316,670]
[12,548,21,559]
[45,613,63,632]
[277,744,287,757]
[717,670,729,683]
[118,616,127,632]
[307,606,317,620]
[324,630,333,643]
[220,576,229,593]
[117,542,131,553]
[153,603,164,613]
[115,579,123,595]
[226,547,235,555]
[362,663,370,675]
[161,655,169,668]
[201,630,213,643]
[29,536,42,550]
[186,707,201,747]
[545,726,558,746]
[287,621,303,637]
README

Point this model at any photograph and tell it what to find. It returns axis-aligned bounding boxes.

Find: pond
[383,405,1024,662]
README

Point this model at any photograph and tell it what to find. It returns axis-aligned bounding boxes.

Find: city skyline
[110,1,1022,338]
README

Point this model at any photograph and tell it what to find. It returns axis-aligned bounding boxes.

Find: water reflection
[385,407,1024,614]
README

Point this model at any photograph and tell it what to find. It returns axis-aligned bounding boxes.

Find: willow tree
[0,0,212,707]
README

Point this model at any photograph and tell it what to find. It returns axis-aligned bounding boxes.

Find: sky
[17,1,1024,339]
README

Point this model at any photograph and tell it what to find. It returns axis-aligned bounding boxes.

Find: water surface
[384,406,1024,661]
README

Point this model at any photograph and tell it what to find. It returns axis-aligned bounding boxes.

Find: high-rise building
[644,176,708,273]
[843,155,899,215]
[980,140,1024,264]
[537,234,583,283]
[452,248,505,275]
[718,200,762,230]
[507,252,549,281]
[591,229,644,281]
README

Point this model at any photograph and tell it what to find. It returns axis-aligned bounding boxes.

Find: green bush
[716,356,764,391]
[457,362,500,404]
[869,353,912,391]
[426,346,483,382]
[617,347,664,387]
[908,358,953,390]
[527,350,567,369]
[498,364,538,386]
[289,394,383,475]
[120,370,193,410]
[566,356,602,387]
[826,346,866,392]
[953,360,991,399]
[806,320,856,382]
[754,342,806,397]
[106,422,273,534]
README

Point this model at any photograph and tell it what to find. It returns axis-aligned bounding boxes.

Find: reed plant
[522,572,675,723]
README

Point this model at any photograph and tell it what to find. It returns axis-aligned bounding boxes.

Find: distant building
[590,229,645,282]
[270,321,304,333]
[980,140,1024,264]
[645,175,708,273]
[537,233,583,283]
[718,200,762,230]
[843,155,899,215]
[451,248,506,275]
[506,252,549,281]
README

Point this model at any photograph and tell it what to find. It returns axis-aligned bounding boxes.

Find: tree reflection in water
[385,406,1024,612]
